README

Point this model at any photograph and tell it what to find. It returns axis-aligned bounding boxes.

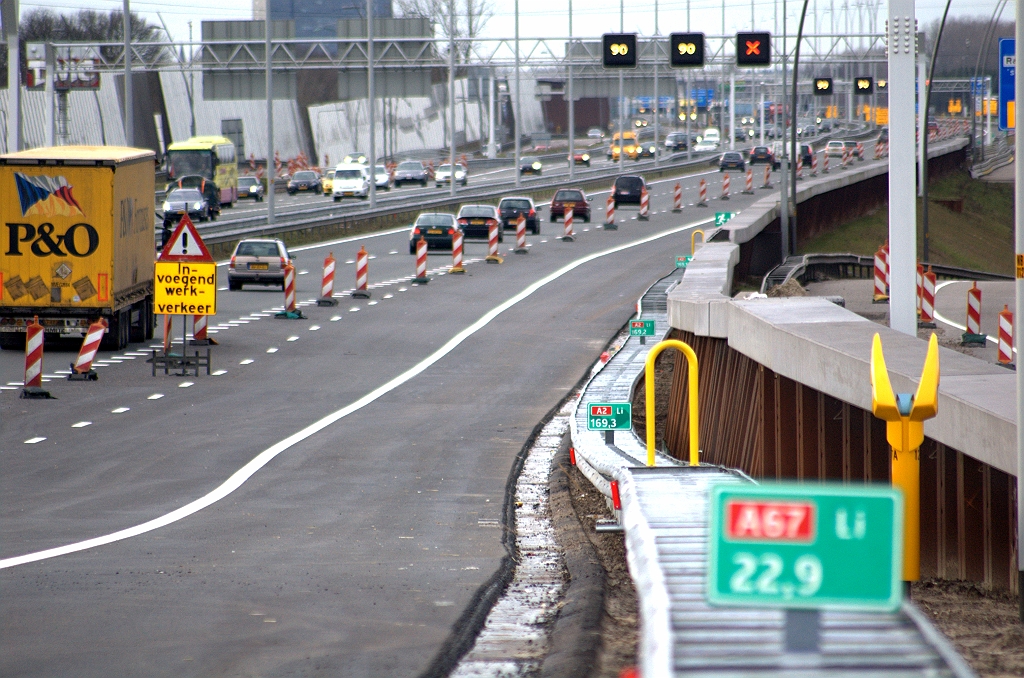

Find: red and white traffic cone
[353,245,371,298]
[317,251,339,306]
[413,236,431,283]
[796,155,803,180]
[823,152,830,174]
[720,173,730,200]
[69,318,107,380]
[875,141,883,159]
[811,152,818,176]
[916,263,924,316]
[672,182,682,211]
[275,262,307,318]
[742,169,754,194]
[162,314,172,354]
[842,146,850,169]
[882,242,890,288]
[761,164,773,189]
[856,141,864,161]
[487,221,505,262]
[192,314,217,345]
[605,195,618,230]
[514,214,529,253]
[963,282,985,344]
[638,187,650,220]
[697,179,708,207]
[872,246,889,303]
[919,266,937,327]
[22,316,46,397]
[998,305,1014,365]
[562,208,576,240]
[450,230,466,273]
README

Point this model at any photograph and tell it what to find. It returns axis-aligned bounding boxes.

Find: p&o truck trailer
[0,146,156,350]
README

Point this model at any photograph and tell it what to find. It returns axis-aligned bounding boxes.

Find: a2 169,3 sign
[587,402,632,430]
[707,483,903,611]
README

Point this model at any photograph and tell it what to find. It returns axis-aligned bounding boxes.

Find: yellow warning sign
[1016,254,1024,279]
[154,261,218,315]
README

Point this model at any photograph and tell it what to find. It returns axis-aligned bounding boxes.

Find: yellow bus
[166,135,238,206]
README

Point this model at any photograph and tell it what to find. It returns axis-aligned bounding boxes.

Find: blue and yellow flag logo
[15,172,85,218]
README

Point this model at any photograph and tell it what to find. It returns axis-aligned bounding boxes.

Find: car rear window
[723,153,741,160]
[416,214,454,227]
[500,199,531,210]
[459,206,496,218]
[398,162,422,170]
[168,189,202,201]
[554,190,584,201]
[236,242,280,257]
[239,177,258,186]
[614,177,643,190]
[336,169,364,179]
[293,171,317,180]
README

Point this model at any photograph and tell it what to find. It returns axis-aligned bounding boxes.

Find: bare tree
[395,0,493,62]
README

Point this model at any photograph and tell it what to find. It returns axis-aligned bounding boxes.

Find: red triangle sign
[158,215,213,262]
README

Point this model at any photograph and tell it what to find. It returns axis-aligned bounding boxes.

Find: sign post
[587,402,631,445]
[708,483,904,652]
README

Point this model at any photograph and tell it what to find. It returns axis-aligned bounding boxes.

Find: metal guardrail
[970,137,1012,179]
[571,268,977,677]
[761,252,1012,293]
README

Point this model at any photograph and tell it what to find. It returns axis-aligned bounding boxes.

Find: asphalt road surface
[2,168,772,676]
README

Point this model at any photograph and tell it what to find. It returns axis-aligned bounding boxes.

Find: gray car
[394,160,428,187]
[228,239,293,290]
[237,176,265,201]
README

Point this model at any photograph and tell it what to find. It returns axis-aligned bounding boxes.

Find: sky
[16,0,1007,48]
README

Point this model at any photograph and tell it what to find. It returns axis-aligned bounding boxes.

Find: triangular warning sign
[158,215,213,262]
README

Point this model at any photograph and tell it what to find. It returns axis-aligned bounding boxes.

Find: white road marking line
[219,286,228,291]
[179,382,194,388]
[298,270,309,275]
[309,325,321,330]
[368,301,378,306]
[0,386,17,391]
[212,370,228,376]
[267,348,279,353]
[240,359,255,365]
[368,255,377,259]
[330,315,342,321]
[112,407,130,413]
[349,307,360,311]
[383,293,394,299]
[0,214,712,571]
[24,437,46,444]
[287,336,299,342]
[71,422,91,428]
[7,381,23,386]
[399,287,408,292]
[345,260,355,264]
[933,281,1014,353]
[389,250,398,255]
[147,394,164,400]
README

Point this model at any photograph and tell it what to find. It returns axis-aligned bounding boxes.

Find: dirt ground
[912,579,1024,678]
[566,464,638,678]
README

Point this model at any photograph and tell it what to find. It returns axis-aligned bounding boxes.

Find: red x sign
[745,40,761,55]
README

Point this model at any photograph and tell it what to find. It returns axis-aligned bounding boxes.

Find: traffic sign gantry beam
[645,339,700,467]
[870,333,940,583]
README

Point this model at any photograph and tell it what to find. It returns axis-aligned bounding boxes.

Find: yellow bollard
[870,332,940,582]
[691,229,705,254]
[645,339,700,467]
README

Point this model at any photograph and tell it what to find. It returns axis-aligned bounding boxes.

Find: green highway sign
[630,319,655,336]
[676,255,692,268]
[587,402,632,430]
[715,212,735,226]
[707,483,903,611]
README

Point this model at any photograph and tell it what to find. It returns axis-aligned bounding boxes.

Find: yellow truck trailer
[0,146,156,350]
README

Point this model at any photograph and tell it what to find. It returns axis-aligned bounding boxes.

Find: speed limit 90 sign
[670,32,705,67]
[603,33,638,68]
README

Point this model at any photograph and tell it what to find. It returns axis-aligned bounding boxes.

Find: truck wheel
[129,300,147,343]
[144,298,154,340]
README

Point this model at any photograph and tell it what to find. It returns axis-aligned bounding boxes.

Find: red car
[549,187,591,222]
[569,151,591,167]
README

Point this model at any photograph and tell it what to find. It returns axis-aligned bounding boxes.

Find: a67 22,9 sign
[587,402,632,430]
[707,484,903,611]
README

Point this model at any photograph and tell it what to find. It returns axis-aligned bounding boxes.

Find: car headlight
[649,146,655,153]
[532,162,542,170]
[581,154,589,161]
[162,201,170,211]
[249,186,258,192]
[193,202,203,210]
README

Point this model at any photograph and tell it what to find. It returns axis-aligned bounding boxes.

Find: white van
[332,163,370,200]
[701,128,721,146]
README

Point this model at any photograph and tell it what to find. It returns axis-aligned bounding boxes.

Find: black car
[636,138,657,159]
[719,152,745,171]
[498,197,540,234]
[237,176,265,201]
[161,188,213,229]
[394,160,429,187]
[520,157,543,176]
[287,170,322,195]
[664,131,689,152]
[408,213,458,254]
[457,204,503,241]
[612,175,646,207]
[799,144,814,169]
[167,175,222,215]
[748,146,780,170]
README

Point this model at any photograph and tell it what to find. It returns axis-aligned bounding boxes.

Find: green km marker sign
[587,402,632,431]
[707,483,903,611]
[676,255,693,268]
[630,319,655,336]
[715,212,735,226]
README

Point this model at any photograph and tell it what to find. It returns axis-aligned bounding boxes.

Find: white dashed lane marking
[24,437,46,444]
[71,422,91,428]
[147,394,164,400]
[112,407,130,414]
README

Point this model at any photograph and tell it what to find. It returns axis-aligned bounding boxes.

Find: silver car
[228,239,293,290]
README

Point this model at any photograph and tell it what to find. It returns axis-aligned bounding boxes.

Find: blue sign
[691,88,715,107]
[999,38,1014,131]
